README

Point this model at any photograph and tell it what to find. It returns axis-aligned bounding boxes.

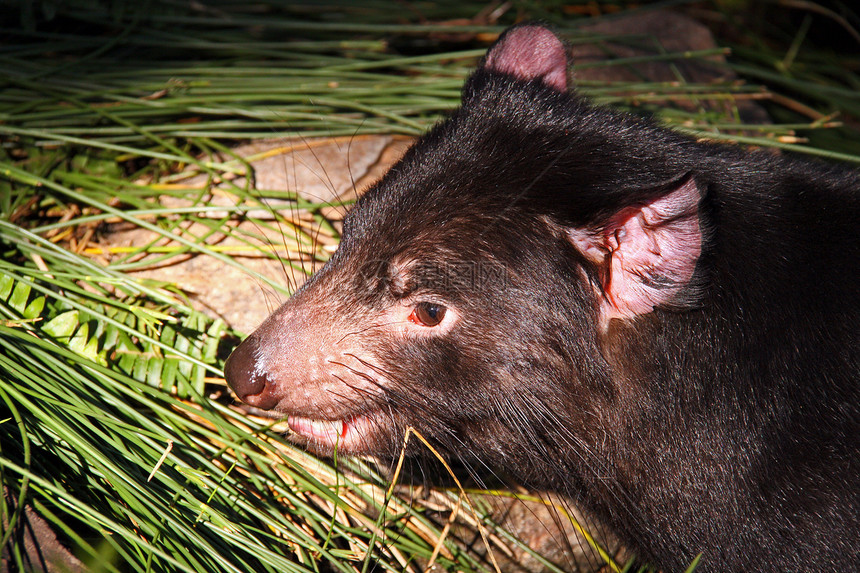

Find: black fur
[226,25,859,572]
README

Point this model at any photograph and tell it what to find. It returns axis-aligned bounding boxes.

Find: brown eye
[408,302,447,327]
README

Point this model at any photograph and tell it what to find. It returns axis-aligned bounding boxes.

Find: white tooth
[310,419,341,434]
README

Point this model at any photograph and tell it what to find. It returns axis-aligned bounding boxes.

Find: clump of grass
[1,1,858,572]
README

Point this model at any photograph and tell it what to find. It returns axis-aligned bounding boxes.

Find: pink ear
[483,25,570,91]
[568,178,703,326]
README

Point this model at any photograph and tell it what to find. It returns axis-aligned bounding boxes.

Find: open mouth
[287,414,375,452]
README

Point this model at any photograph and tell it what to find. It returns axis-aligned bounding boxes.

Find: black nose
[224,337,280,410]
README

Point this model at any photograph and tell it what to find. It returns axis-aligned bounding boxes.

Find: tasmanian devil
[224,23,859,572]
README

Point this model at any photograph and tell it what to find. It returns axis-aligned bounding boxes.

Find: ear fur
[567,176,704,326]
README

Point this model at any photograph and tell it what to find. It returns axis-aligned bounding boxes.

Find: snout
[224,336,280,410]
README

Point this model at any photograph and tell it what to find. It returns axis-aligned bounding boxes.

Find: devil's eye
[408,302,447,327]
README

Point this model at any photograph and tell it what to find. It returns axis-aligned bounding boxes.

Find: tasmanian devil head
[225,24,704,466]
